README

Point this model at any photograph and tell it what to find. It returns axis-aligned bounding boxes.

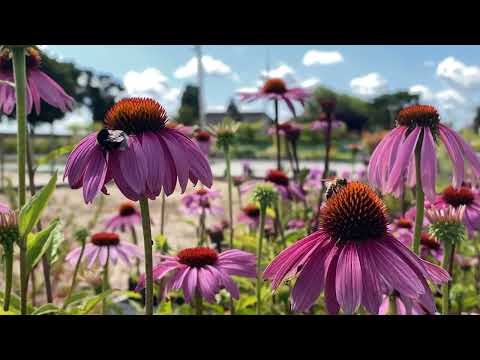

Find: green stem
[256,205,266,315]
[274,99,281,171]
[199,208,206,246]
[139,196,154,315]
[160,191,166,235]
[65,241,86,304]
[412,137,424,255]
[274,199,285,246]
[12,46,28,315]
[195,293,203,315]
[388,295,397,315]
[130,226,140,278]
[442,241,455,315]
[3,243,13,311]
[225,144,234,249]
[102,247,110,315]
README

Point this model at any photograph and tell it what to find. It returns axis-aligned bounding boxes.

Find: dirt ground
[0,173,240,306]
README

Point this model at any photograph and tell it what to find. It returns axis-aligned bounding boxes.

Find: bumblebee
[97,128,129,151]
[324,178,348,201]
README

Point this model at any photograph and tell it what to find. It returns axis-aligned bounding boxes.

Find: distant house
[205,111,273,125]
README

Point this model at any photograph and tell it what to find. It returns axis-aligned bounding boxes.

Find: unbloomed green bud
[208,117,240,149]
[252,182,278,209]
[74,228,89,245]
[426,205,466,246]
[0,211,19,247]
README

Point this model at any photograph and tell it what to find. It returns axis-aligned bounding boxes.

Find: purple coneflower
[378,293,427,315]
[389,217,414,247]
[368,105,480,201]
[241,169,305,202]
[238,78,309,117]
[104,201,141,232]
[238,203,273,229]
[434,185,480,237]
[263,181,450,314]
[0,47,74,114]
[287,219,306,230]
[66,232,142,269]
[193,130,213,157]
[136,247,256,306]
[181,187,224,217]
[311,113,343,131]
[64,98,213,203]
[420,232,443,262]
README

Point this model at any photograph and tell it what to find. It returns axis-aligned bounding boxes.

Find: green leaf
[31,303,59,315]
[79,290,114,314]
[46,220,64,265]
[62,290,92,308]
[0,291,34,314]
[26,219,60,273]
[35,145,74,169]
[19,172,57,237]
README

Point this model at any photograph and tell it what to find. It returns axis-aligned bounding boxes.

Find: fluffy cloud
[300,77,320,89]
[302,50,344,66]
[174,55,232,79]
[122,68,181,112]
[350,73,388,98]
[436,57,480,89]
[408,84,435,101]
[261,64,295,82]
[435,89,466,110]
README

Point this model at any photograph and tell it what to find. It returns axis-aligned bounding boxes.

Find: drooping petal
[141,133,164,198]
[82,147,108,204]
[117,136,146,195]
[439,124,465,188]
[441,124,480,178]
[420,128,437,202]
[335,242,362,314]
[357,242,382,314]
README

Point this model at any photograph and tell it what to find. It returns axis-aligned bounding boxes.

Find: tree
[176,85,199,126]
[369,92,419,130]
[226,98,242,121]
[474,107,480,134]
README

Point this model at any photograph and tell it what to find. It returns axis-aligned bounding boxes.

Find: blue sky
[4,45,480,133]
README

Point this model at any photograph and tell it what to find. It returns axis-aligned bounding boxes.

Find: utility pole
[195,45,206,129]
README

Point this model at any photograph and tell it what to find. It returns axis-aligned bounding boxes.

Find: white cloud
[124,68,168,94]
[261,64,295,81]
[207,105,225,112]
[435,89,466,110]
[301,77,320,89]
[409,84,435,101]
[302,50,344,66]
[436,57,480,89]
[37,45,49,51]
[236,87,258,94]
[122,68,181,113]
[350,73,388,98]
[174,55,232,79]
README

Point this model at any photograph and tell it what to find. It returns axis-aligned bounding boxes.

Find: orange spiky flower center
[396,105,440,129]
[421,232,440,250]
[243,203,260,218]
[91,232,120,246]
[0,47,41,72]
[396,217,413,229]
[119,202,136,217]
[177,247,218,267]
[320,182,388,243]
[195,130,211,142]
[195,188,209,196]
[266,169,289,186]
[262,78,287,94]
[104,98,168,135]
[442,185,474,207]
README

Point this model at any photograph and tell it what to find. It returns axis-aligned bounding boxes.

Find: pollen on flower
[242,203,260,218]
[262,78,287,94]
[320,182,388,243]
[91,232,120,246]
[265,169,289,186]
[119,202,137,216]
[396,105,440,128]
[177,247,218,267]
[195,130,211,142]
[396,217,413,229]
[195,188,209,196]
[0,47,41,71]
[442,185,474,207]
[421,232,440,250]
[104,98,168,135]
